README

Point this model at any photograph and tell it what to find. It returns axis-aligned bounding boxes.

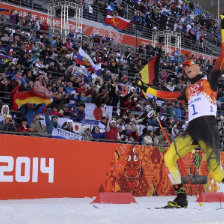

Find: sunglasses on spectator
[182,59,197,69]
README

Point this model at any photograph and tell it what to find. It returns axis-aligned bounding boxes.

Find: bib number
[191,104,198,116]
[191,104,214,116]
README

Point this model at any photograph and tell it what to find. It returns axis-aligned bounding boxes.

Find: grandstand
[0,0,223,148]
[0,0,224,203]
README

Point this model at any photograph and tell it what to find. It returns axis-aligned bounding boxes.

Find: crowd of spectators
[83,0,220,50]
[0,8,223,148]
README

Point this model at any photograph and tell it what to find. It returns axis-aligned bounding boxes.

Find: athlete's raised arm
[207,15,224,91]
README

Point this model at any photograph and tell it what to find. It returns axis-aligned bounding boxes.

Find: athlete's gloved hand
[136,79,149,92]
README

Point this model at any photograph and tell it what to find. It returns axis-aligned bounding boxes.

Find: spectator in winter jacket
[81,126,92,140]
[64,37,72,50]
[91,125,105,140]
[120,124,131,142]
[33,76,53,98]
[49,107,64,117]
[75,92,92,103]
[62,119,74,133]
[98,116,108,133]
[50,92,70,111]
[0,115,17,132]
[156,128,171,146]
[24,12,34,28]
[109,84,133,116]
[17,118,33,132]
[105,119,120,141]
[20,103,45,126]
[139,127,148,145]
[0,104,10,123]
[6,65,17,79]
[65,82,75,95]
[0,77,9,92]
[30,114,47,134]
[142,130,153,145]
[9,10,19,27]
[127,125,139,143]
[70,103,86,122]
[45,108,60,134]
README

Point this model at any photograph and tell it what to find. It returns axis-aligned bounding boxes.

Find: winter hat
[1,104,10,116]
[110,119,116,124]
[51,115,58,120]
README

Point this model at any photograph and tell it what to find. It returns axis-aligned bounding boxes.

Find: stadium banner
[52,128,82,140]
[0,134,224,200]
[0,2,217,61]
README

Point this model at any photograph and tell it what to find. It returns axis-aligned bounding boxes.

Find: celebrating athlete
[138,15,224,208]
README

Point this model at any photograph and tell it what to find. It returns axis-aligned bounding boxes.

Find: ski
[146,206,224,210]
[146,205,184,209]
[155,205,184,209]
[92,204,99,209]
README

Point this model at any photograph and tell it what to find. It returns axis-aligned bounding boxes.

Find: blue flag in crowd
[106,2,116,13]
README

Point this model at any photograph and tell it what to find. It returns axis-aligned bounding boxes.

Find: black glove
[136,79,149,92]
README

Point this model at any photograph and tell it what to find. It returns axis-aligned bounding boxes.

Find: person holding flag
[137,15,224,208]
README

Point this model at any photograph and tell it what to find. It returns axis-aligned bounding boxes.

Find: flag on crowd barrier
[139,56,157,85]
[106,2,116,13]
[52,128,82,140]
[75,47,96,69]
[14,91,51,106]
[104,15,131,31]
[73,122,83,134]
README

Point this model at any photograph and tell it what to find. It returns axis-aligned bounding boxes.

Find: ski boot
[167,184,188,208]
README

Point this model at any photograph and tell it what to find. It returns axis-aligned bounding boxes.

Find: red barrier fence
[0,134,223,199]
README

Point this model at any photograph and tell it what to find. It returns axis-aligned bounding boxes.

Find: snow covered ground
[0,196,223,224]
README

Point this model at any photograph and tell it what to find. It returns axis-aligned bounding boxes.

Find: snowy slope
[0,196,223,224]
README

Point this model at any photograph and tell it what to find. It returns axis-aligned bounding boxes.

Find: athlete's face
[184,64,201,79]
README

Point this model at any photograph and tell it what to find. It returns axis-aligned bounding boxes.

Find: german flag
[139,57,157,85]
[138,78,182,100]
[14,91,51,106]
[145,86,182,100]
